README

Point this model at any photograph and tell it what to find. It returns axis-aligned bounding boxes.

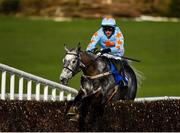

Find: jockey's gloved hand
[87,50,92,53]
[92,48,99,54]
[100,48,111,55]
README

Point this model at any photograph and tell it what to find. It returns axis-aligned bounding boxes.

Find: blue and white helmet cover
[101,17,116,27]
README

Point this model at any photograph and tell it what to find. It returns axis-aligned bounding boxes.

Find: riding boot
[118,59,128,86]
[119,80,128,90]
[119,80,128,100]
[123,76,128,88]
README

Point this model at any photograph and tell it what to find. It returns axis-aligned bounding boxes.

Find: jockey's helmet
[101,17,116,34]
[101,17,116,28]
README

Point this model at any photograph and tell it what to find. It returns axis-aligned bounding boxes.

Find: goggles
[102,26,115,32]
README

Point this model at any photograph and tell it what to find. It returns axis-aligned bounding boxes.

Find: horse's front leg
[66,89,84,120]
[79,96,91,131]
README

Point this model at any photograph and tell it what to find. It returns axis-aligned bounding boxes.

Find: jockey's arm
[110,29,125,56]
[86,31,100,52]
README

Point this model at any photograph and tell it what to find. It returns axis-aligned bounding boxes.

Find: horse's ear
[77,42,81,52]
[64,44,69,52]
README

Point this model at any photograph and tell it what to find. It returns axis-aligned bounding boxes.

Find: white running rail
[135,96,180,102]
[0,63,78,101]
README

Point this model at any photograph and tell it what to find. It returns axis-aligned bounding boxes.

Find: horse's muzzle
[60,77,68,85]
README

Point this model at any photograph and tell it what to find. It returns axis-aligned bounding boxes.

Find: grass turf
[0,16,179,97]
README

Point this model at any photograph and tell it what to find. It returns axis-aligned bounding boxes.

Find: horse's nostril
[60,78,64,83]
[60,78,68,85]
[60,76,64,82]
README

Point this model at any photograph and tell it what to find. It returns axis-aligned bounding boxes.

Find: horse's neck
[80,52,100,76]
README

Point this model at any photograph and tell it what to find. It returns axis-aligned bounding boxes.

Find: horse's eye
[72,60,76,64]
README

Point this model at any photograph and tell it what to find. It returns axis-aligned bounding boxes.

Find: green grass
[0,16,179,97]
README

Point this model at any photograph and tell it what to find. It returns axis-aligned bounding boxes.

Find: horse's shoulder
[99,56,110,63]
[100,55,117,64]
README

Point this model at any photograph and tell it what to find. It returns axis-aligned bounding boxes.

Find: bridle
[63,52,83,76]
[63,51,112,80]
[63,50,116,100]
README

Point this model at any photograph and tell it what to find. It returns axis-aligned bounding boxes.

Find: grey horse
[60,45,139,131]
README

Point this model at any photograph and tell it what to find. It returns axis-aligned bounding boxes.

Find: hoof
[67,106,77,116]
[69,118,78,122]
[67,112,76,116]
[69,114,79,122]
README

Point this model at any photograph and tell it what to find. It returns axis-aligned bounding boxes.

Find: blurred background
[0,0,180,18]
[0,0,179,97]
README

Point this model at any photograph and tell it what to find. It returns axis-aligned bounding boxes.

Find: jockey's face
[103,26,114,37]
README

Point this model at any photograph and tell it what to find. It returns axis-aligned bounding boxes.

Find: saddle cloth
[101,53,124,85]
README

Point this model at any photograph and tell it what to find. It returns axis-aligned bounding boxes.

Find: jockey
[86,16,128,88]
[86,16,124,57]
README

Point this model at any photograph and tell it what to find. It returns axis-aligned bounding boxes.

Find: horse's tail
[127,61,145,89]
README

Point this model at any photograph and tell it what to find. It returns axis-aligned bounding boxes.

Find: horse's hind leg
[119,85,128,100]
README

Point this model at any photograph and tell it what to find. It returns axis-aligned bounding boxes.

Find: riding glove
[101,48,111,55]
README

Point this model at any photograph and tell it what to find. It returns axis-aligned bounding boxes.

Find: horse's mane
[82,51,98,61]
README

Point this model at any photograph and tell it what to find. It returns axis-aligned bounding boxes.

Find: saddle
[101,53,123,71]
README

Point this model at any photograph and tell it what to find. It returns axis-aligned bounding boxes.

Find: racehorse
[60,44,139,131]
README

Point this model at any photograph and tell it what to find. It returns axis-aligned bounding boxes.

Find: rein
[83,71,111,79]
[64,51,111,80]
